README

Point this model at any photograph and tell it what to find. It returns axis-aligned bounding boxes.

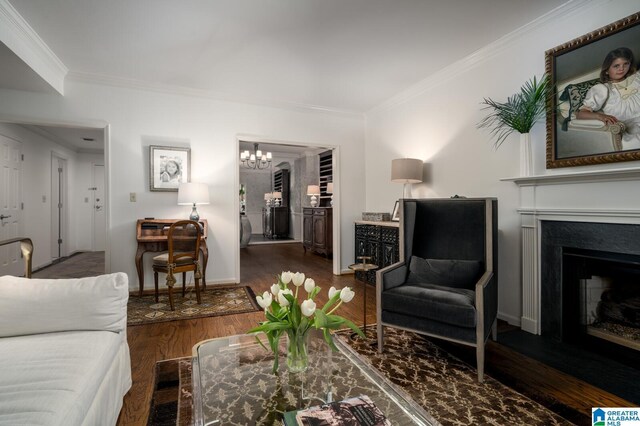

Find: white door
[0,134,22,276]
[92,164,105,251]
[51,155,67,259]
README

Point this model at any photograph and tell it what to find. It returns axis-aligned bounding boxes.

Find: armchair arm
[475,270,498,341]
[376,261,407,291]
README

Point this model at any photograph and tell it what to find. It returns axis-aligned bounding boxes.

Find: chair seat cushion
[152,252,194,266]
[406,256,482,289]
[382,283,476,328]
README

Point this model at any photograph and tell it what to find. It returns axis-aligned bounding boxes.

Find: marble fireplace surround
[505,167,640,335]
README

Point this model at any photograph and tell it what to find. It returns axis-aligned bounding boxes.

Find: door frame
[0,116,111,272]
[91,162,106,251]
[235,134,341,281]
[50,152,68,259]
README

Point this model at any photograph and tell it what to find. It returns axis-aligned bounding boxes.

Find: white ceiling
[6,0,568,113]
[20,124,104,153]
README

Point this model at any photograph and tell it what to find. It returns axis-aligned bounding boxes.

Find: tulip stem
[327,300,343,315]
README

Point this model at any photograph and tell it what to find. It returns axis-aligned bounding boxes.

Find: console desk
[135,218,208,296]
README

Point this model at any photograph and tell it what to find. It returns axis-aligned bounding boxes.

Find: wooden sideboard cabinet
[262,207,289,239]
[354,221,399,284]
[303,207,332,257]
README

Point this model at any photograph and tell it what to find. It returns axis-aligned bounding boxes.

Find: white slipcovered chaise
[0,273,132,426]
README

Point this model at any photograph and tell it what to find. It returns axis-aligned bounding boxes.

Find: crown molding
[0,0,67,94]
[67,71,365,119]
[367,0,600,115]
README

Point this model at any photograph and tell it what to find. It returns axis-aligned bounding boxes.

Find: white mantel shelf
[501,167,640,186]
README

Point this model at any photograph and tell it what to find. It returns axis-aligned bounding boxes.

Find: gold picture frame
[546,11,640,168]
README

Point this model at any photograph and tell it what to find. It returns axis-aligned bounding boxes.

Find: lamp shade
[391,158,423,183]
[177,182,210,205]
[272,191,282,199]
[326,182,334,194]
[307,185,320,196]
[264,192,273,200]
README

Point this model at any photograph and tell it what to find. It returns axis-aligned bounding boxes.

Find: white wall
[363,0,640,325]
[0,123,98,268]
[0,82,365,289]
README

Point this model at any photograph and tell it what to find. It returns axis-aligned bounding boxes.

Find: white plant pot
[520,133,533,177]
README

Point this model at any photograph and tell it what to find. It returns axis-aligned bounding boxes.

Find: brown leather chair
[152,220,202,311]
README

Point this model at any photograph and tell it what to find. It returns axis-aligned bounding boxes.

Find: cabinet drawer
[313,209,327,216]
[303,208,314,215]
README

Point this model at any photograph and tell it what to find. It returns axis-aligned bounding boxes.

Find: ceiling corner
[0,0,67,95]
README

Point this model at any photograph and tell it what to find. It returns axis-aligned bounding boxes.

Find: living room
[1,1,640,425]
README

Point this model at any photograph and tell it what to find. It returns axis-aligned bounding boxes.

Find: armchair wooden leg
[153,272,159,303]
[182,272,187,297]
[476,341,485,383]
[492,319,498,341]
[377,323,384,353]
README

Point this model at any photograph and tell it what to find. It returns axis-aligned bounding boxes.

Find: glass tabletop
[192,331,438,425]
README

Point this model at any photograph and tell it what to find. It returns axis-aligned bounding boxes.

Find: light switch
[42,195,46,203]
[130,192,137,202]
[84,197,89,203]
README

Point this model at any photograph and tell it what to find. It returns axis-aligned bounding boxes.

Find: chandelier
[240,143,272,169]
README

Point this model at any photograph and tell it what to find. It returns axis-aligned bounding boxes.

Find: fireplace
[541,221,640,363]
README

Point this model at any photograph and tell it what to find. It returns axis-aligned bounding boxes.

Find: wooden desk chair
[152,220,202,311]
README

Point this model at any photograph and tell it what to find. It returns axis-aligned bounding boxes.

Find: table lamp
[307,185,320,207]
[391,158,423,198]
[272,191,282,207]
[178,182,210,221]
[327,182,334,206]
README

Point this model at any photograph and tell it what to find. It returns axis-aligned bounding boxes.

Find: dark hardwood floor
[112,243,631,426]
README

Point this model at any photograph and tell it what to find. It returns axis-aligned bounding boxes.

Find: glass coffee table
[192,331,439,425]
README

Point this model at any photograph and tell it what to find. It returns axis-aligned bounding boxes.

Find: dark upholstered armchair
[376,198,498,382]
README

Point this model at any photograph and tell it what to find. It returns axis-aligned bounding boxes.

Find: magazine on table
[283,394,391,426]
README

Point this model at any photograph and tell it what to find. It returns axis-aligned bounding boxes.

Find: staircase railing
[0,237,33,278]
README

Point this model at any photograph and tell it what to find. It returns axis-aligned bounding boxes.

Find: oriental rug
[147,327,574,426]
[128,286,259,325]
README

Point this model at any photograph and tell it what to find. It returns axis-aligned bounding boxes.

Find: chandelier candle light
[307,185,320,207]
[240,142,272,169]
[249,271,364,373]
[177,182,210,221]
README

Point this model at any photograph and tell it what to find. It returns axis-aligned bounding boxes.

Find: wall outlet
[130,192,137,202]
[42,195,46,203]
[84,197,89,203]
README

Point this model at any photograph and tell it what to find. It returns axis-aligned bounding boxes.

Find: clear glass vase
[286,330,309,373]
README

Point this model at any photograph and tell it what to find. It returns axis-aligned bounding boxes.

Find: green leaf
[321,292,342,313]
[477,74,550,149]
[314,309,328,329]
[323,328,339,351]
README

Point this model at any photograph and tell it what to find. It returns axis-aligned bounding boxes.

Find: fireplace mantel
[507,166,640,335]
[502,167,640,186]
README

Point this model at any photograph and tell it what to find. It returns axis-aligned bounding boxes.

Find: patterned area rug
[128,286,259,325]
[147,327,574,425]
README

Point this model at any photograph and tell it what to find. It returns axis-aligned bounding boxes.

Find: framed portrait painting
[546,11,640,168]
[149,145,190,192]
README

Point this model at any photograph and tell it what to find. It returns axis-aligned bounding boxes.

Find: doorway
[0,119,108,274]
[236,136,340,281]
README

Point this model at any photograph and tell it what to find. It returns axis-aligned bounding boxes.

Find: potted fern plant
[477,75,549,176]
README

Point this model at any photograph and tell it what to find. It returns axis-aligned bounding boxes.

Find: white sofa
[0,273,132,426]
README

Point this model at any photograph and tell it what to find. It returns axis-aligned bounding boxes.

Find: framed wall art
[546,11,640,168]
[391,200,400,222]
[149,145,190,192]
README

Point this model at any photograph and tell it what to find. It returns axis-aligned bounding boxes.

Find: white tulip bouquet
[249,271,364,373]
